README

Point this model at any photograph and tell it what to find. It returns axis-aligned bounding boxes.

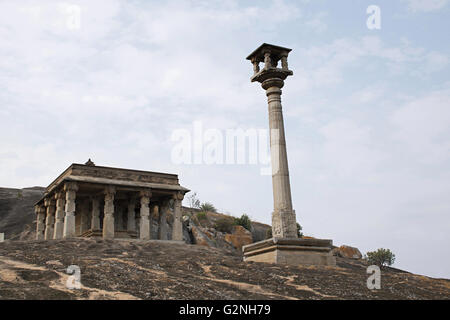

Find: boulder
[224,225,253,251]
[333,245,362,259]
[190,225,215,247]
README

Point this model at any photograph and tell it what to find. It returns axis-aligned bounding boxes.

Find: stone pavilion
[34,160,189,241]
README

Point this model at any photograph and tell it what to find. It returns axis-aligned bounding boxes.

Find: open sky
[0,0,449,279]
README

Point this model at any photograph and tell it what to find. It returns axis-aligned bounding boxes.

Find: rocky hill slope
[0,187,45,240]
[0,238,449,300]
[1,186,449,300]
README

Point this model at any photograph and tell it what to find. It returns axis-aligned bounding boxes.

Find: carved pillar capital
[55,190,65,200]
[172,191,185,201]
[64,181,78,192]
[139,189,152,199]
[44,197,56,208]
[104,185,116,196]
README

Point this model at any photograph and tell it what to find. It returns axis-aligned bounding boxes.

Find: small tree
[266,228,272,239]
[200,202,217,212]
[187,192,201,209]
[365,248,396,268]
[234,214,252,231]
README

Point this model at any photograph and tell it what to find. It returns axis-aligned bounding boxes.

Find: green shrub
[365,248,396,267]
[196,211,207,221]
[214,218,234,233]
[297,223,303,238]
[266,228,272,239]
[234,214,252,231]
[199,202,217,212]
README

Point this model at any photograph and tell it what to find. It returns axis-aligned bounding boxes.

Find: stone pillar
[150,204,158,239]
[139,190,151,240]
[127,197,137,232]
[251,57,260,75]
[63,182,78,238]
[35,205,46,240]
[53,191,66,239]
[80,199,90,235]
[44,198,56,240]
[265,81,297,238]
[247,45,297,239]
[172,192,185,241]
[91,197,101,230]
[158,199,169,240]
[280,53,289,71]
[115,204,125,231]
[102,186,115,239]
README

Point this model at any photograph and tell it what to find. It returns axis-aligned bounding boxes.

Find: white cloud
[403,0,449,12]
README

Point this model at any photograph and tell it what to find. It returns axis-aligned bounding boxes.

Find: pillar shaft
[158,200,169,240]
[44,198,56,240]
[172,192,184,241]
[265,84,297,238]
[139,191,151,240]
[127,198,136,232]
[53,191,65,239]
[80,200,90,235]
[91,198,100,230]
[63,182,78,238]
[103,186,115,239]
[35,205,46,240]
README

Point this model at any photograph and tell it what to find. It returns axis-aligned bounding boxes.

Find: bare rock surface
[0,238,448,300]
[333,245,363,260]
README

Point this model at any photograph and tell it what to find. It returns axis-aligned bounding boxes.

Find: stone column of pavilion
[91,196,101,231]
[102,186,116,239]
[53,190,66,239]
[247,43,297,239]
[158,198,170,240]
[35,205,46,240]
[44,197,56,240]
[63,182,78,238]
[139,190,151,240]
[79,199,90,235]
[127,196,137,233]
[172,191,185,241]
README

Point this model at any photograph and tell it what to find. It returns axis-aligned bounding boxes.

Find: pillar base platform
[242,237,336,267]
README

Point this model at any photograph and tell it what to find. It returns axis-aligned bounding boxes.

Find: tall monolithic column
[44,198,56,240]
[103,186,115,239]
[53,191,66,239]
[172,191,185,241]
[139,191,151,240]
[247,44,297,239]
[91,197,101,231]
[63,182,78,238]
[35,205,46,240]
[127,197,137,232]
